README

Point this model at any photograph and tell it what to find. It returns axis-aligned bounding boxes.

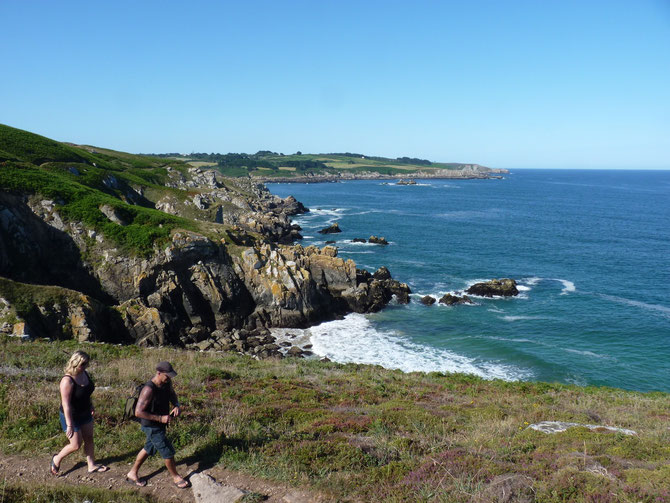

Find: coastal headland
[0,124,668,502]
[0,124,410,351]
[147,151,508,183]
[252,166,508,184]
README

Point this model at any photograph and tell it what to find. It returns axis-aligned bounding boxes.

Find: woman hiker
[51,350,109,476]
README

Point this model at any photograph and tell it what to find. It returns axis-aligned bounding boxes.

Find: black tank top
[60,371,94,419]
[139,380,171,428]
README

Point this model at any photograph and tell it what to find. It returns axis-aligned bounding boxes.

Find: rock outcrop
[0,127,411,347]
[157,172,306,244]
[0,187,409,346]
[318,222,341,234]
[438,293,474,305]
[420,296,436,306]
[368,236,389,245]
[466,279,518,297]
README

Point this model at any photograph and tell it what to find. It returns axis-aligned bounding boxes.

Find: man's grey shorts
[141,425,176,459]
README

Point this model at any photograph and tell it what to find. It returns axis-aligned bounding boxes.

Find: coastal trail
[0,453,323,502]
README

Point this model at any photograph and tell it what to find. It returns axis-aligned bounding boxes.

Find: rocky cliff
[0,125,410,348]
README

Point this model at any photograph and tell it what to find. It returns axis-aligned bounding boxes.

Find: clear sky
[1,0,669,169]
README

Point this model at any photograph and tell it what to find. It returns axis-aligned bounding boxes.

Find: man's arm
[135,386,170,424]
[169,382,181,417]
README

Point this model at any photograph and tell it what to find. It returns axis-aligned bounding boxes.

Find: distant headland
[145,151,508,182]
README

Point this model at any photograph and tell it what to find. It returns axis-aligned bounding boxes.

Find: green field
[164,151,486,179]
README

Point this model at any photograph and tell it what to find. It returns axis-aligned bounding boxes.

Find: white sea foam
[555,279,576,295]
[301,207,347,226]
[436,210,494,220]
[599,294,670,320]
[486,336,537,344]
[564,348,615,360]
[273,314,531,381]
[310,207,345,216]
[501,315,548,322]
[344,240,376,246]
[518,277,575,295]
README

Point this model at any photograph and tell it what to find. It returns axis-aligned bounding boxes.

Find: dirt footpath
[0,454,323,503]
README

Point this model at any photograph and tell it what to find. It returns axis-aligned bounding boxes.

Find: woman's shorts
[59,410,93,432]
[141,425,176,459]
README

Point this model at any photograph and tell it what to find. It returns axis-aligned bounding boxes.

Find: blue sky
[1,0,669,169]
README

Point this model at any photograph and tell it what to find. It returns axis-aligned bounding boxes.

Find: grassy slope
[0,124,197,256]
[1,338,668,502]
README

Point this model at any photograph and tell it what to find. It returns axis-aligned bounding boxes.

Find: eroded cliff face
[0,171,409,347]
[154,168,305,243]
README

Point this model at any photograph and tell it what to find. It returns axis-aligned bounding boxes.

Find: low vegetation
[1,338,669,502]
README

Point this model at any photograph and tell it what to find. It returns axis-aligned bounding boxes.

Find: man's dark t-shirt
[139,380,175,428]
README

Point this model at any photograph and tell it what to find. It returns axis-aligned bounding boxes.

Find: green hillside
[0,124,198,256]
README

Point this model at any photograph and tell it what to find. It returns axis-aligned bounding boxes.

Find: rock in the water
[325,240,336,244]
[466,278,518,297]
[368,235,388,245]
[420,295,436,305]
[318,222,341,234]
[438,293,474,305]
[352,238,367,243]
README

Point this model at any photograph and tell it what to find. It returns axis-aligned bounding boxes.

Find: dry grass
[1,338,669,502]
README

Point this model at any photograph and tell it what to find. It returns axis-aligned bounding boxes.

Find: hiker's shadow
[179,433,271,472]
[60,449,139,477]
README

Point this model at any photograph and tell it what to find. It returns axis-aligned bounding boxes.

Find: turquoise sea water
[268,170,670,392]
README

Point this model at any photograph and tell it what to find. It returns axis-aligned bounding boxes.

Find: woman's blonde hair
[64,350,90,376]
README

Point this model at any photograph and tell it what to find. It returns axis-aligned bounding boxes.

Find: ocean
[268,170,670,392]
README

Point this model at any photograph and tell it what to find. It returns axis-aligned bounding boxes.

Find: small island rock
[420,296,436,305]
[318,222,342,234]
[466,279,519,297]
[438,293,474,305]
[369,235,389,245]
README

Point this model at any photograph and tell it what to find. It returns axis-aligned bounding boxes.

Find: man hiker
[126,361,190,489]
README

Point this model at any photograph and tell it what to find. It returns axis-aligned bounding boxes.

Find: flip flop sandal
[50,455,60,476]
[88,464,110,473]
[174,479,191,489]
[126,476,147,487]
